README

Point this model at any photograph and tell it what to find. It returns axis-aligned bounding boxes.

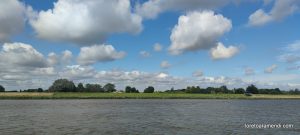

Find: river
[0,99,299,135]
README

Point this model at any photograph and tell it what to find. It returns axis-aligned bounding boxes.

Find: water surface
[0,99,299,135]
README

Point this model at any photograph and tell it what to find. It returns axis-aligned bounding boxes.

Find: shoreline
[1,93,300,99]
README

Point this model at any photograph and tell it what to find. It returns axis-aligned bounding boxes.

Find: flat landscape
[1,92,300,99]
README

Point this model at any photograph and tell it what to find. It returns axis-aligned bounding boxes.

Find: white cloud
[59,65,96,80]
[32,67,56,76]
[160,61,171,69]
[248,9,273,26]
[248,0,300,26]
[0,0,26,42]
[287,65,300,71]
[285,40,300,52]
[135,0,233,19]
[210,42,239,60]
[77,44,126,65]
[47,52,59,66]
[30,0,142,45]
[139,51,151,57]
[278,40,300,63]
[279,54,300,63]
[168,11,232,55]
[0,42,58,90]
[1,63,299,91]
[245,67,255,76]
[264,64,278,73]
[0,42,47,68]
[263,0,274,5]
[153,43,163,52]
[192,70,204,77]
[156,72,169,79]
[195,76,246,88]
[62,50,73,63]
[47,50,73,66]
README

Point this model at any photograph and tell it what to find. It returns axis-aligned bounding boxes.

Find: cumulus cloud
[62,50,73,63]
[245,67,255,76]
[59,65,96,80]
[156,72,169,79]
[0,42,58,90]
[0,42,47,68]
[195,76,246,88]
[47,50,73,66]
[192,70,204,77]
[135,0,233,19]
[160,61,171,69]
[210,42,239,60]
[139,51,151,57]
[77,44,126,65]
[153,43,163,52]
[168,11,232,55]
[264,64,278,73]
[30,0,142,45]
[248,9,273,26]
[1,63,299,91]
[248,0,300,26]
[47,52,59,66]
[0,0,26,42]
[32,67,56,76]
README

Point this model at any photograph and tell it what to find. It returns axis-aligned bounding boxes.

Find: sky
[0,0,300,91]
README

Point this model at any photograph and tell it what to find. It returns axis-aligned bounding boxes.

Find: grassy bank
[1,92,300,99]
[0,92,53,99]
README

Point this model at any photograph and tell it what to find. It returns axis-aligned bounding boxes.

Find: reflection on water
[0,99,299,135]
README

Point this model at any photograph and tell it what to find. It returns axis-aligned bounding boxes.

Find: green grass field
[1,92,300,99]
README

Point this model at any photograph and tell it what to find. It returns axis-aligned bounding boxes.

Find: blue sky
[0,0,300,90]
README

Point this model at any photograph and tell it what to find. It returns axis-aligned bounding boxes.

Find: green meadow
[1,92,300,99]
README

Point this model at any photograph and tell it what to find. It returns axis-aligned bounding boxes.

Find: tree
[125,86,139,93]
[273,88,282,94]
[185,86,202,93]
[77,83,85,92]
[220,85,232,93]
[246,84,259,94]
[125,86,131,93]
[234,88,245,94]
[48,79,76,92]
[37,88,43,92]
[104,83,116,92]
[85,84,104,92]
[144,86,154,93]
[0,85,5,92]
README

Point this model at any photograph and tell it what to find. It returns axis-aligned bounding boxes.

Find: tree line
[48,79,154,93]
[0,79,300,94]
[165,84,300,94]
